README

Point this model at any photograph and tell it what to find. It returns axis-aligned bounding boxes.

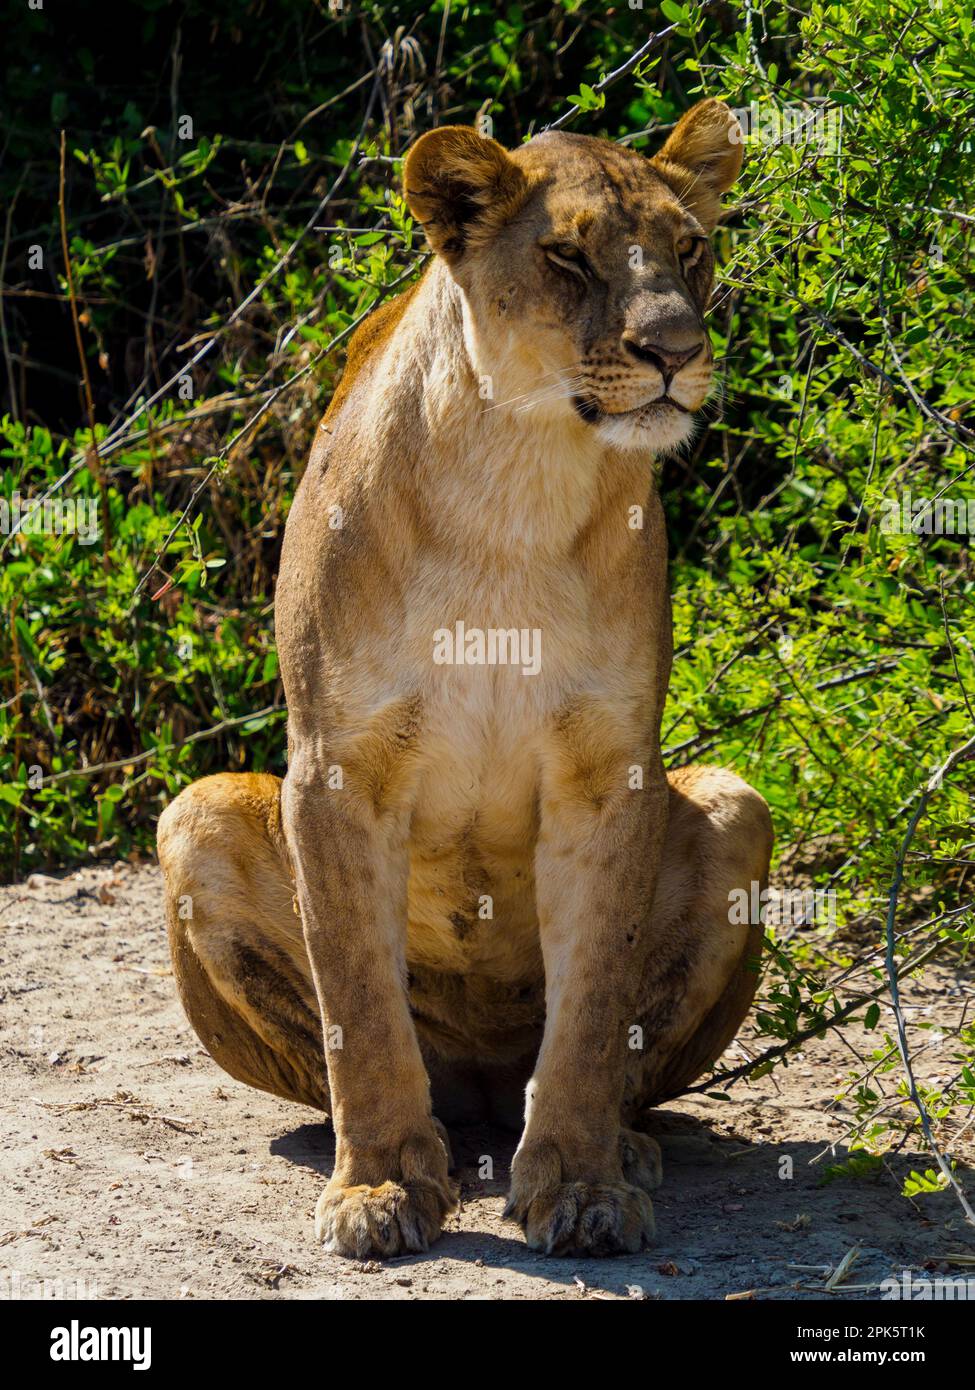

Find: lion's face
[404,103,742,453]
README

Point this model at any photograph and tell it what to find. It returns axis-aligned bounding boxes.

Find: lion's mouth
[572,394,692,425]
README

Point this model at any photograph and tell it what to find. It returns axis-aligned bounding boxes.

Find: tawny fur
[158,101,773,1260]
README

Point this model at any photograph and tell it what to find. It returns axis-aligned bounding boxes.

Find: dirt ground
[2,860,973,1301]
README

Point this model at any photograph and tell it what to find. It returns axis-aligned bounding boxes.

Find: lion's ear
[650,99,742,232]
[404,127,528,264]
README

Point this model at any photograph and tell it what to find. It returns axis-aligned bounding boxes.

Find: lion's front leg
[505,742,668,1256]
[282,753,456,1258]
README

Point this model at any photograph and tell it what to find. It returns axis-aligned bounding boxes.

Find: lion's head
[404,100,742,453]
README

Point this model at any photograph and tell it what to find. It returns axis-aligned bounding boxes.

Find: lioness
[158,100,773,1259]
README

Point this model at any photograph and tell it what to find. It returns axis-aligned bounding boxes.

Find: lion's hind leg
[628,765,773,1115]
[157,772,328,1113]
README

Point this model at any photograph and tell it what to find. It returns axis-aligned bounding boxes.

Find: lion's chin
[593,400,698,455]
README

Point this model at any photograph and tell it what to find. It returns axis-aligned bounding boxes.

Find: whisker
[512,374,587,414]
[505,380,584,414]
[513,387,572,411]
[514,384,578,414]
[481,369,578,413]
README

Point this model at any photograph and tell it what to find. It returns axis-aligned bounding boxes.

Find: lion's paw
[507,1179,654,1256]
[315,1175,457,1258]
[316,1126,457,1258]
[505,1141,654,1256]
[619,1127,663,1193]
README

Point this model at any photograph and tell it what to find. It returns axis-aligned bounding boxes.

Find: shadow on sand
[270,1109,975,1299]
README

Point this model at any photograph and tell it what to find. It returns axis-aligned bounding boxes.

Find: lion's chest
[404,677,543,980]
[400,562,587,981]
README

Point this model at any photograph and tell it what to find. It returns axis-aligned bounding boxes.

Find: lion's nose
[621,333,705,384]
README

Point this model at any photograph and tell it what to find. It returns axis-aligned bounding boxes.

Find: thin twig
[130,254,426,602]
[58,130,110,566]
[883,731,975,1226]
[40,705,285,786]
[542,5,720,133]
[0,74,383,561]
[680,927,958,1097]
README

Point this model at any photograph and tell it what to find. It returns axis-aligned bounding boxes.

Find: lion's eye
[677,234,706,268]
[544,241,591,279]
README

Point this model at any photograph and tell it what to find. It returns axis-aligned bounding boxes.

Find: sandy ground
[2,860,973,1302]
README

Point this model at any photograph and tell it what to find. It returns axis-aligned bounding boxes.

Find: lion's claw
[316,1123,457,1258]
[505,1136,655,1255]
[506,1178,655,1256]
[315,1175,457,1258]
